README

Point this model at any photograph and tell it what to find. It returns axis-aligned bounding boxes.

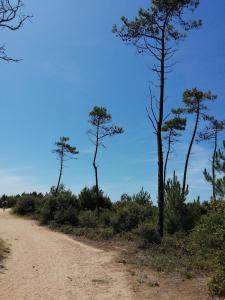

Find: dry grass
[0,238,9,269]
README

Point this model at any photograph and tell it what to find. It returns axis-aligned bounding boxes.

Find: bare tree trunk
[55,146,64,197]
[157,31,165,237]
[212,129,218,201]
[164,131,172,187]
[93,125,100,217]
[182,104,200,199]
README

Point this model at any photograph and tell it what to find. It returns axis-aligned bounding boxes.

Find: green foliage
[190,200,225,255]
[0,194,17,208]
[204,140,225,199]
[53,136,79,196]
[95,228,114,240]
[99,209,115,226]
[88,106,123,135]
[183,199,209,231]
[208,251,225,297]
[13,193,43,216]
[78,186,112,211]
[53,136,79,158]
[134,222,161,248]
[183,88,217,114]
[115,188,152,207]
[113,0,201,49]
[112,190,153,233]
[78,210,98,228]
[39,197,57,224]
[49,184,73,197]
[134,200,225,285]
[39,195,79,226]
[162,116,186,136]
[164,172,188,234]
[73,227,114,241]
[88,106,123,152]
[164,173,208,234]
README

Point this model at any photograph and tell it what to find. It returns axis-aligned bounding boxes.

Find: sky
[0,0,224,202]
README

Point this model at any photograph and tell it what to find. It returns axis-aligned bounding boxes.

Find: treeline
[0,185,217,241]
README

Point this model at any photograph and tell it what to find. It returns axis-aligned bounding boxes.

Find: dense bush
[14,193,43,216]
[112,202,152,233]
[190,200,225,255]
[188,201,225,296]
[182,199,209,232]
[78,186,112,211]
[112,190,154,233]
[164,173,188,234]
[115,188,153,208]
[208,251,225,297]
[164,174,209,234]
[0,194,18,208]
[134,222,161,248]
[78,210,98,228]
[39,195,79,226]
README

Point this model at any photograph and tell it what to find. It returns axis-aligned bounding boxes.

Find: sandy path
[0,210,134,300]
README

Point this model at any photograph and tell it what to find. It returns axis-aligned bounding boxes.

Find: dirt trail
[0,210,135,300]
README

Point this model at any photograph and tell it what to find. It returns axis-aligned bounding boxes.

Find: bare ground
[0,210,135,300]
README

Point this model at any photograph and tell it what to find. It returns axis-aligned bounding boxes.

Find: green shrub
[54,207,78,226]
[182,199,209,232]
[209,270,225,297]
[111,189,153,234]
[39,195,79,226]
[164,173,209,234]
[58,224,75,234]
[0,194,18,208]
[96,227,114,240]
[14,194,42,216]
[39,197,57,224]
[49,184,74,198]
[99,209,114,226]
[164,173,188,234]
[190,202,225,254]
[115,188,152,209]
[79,186,112,211]
[112,202,152,233]
[78,210,98,228]
[208,251,225,297]
[134,222,161,247]
[86,227,114,240]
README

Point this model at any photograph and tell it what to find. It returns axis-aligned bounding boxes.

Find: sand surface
[0,210,134,300]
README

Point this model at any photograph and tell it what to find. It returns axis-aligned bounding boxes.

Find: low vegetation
[0,239,9,269]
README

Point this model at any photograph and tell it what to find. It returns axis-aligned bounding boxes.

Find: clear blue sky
[0,0,224,202]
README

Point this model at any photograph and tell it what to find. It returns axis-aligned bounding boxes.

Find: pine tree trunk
[55,145,64,197]
[93,125,100,218]
[157,31,165,237]
[212,129,218,201]
[164,131,172,187]
[182,104,200,199]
